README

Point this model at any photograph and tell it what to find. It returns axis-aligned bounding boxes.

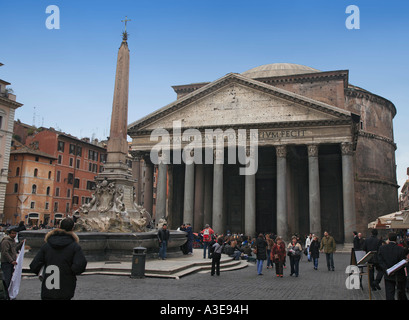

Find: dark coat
[378,242,407,281]
[362,235,382,264]
[157,228,170,242]
[29,229,87,300]
[184,226,193,240]
[309,239,320,259]
[256,237,267,260]
[353,236,364,250]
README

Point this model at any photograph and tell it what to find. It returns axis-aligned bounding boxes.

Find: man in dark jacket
[157,223,170,260]
[362,229,383,291]
[29,218,87,300]
[377,232,408,300]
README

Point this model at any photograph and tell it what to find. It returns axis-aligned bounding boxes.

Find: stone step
[82,256,249,279]
[22,253,250,279]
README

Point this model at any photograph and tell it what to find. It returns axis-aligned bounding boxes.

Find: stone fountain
[19,26,187,261]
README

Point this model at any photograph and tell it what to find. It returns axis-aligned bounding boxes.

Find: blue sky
[1,0,408,191]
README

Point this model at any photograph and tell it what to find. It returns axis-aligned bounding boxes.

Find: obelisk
[75,19,152,233]
[95,20,137,216]
[106,25,130,170]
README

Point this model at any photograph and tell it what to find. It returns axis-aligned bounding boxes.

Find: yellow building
[4,142,56,226]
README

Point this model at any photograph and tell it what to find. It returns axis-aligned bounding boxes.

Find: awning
[368,210,409,229]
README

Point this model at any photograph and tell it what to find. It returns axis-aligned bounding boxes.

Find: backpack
[203,228,210,241]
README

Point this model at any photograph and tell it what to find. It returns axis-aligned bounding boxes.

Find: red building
[25,127,107,218]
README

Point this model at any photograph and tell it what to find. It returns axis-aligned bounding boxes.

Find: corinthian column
[276,145,288,239]
[183,151,195,227]
[142,154,153,215]
[341,142,356,243]
[244,148,256,237]
[156,151,168,220]
[212,149,224,234]
[308,145,321,236]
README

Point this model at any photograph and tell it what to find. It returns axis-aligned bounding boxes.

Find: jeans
[267,249,272,267]
[257,260,264,275]
[159,240,168,259]
[313,258,319,269]
[325,253,334,270]
[187,239,193,254]
[233,250,241,260]
[290,256,300,276]
[203,242,211,258]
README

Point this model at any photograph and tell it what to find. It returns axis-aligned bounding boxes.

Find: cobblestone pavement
[17,252,391,301]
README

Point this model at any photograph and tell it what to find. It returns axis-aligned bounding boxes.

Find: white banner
[8,240,25,300]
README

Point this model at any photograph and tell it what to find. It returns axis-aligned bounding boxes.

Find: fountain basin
[19,230,188,261]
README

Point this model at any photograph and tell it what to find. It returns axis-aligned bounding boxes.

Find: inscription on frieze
[257,129,307,140]
[165,128,309,144]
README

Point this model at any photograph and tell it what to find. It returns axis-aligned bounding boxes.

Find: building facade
[399,168,409,210]
[0,63,23,220]
[4,142,56,225]
[128,63,399,243]
[25,128,107,218]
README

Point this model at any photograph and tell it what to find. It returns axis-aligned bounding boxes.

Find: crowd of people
[0,221,54,233]
[177,224,340,278]
[352,229,409,300]
[176,224,409,300]
[1,218,408,300]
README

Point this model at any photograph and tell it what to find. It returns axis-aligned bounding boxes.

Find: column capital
[141,152,153,165]
[129,150,144,161]
[275,145,287,158]
[307,144,319,157]
[341,142,354,156]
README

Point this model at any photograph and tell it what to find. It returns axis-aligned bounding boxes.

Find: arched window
[46,186,51,196]
[16,167,20,176]
[48,171,52,179]
[14,183,18,193]
[32,184,37,194]
[34,168,38,177]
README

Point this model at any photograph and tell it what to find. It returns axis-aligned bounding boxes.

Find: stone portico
[128,63,399,243]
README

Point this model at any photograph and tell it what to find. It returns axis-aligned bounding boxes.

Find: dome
[241,63,321,79]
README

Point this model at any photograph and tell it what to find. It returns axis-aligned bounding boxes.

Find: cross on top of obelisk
[121,16,131,41]
[122,16,131,32]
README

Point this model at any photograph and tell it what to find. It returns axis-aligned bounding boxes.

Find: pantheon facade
[128,63,398,243]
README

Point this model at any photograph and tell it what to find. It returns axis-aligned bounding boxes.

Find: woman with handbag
[271,236,286,277]
[287,236,303,277]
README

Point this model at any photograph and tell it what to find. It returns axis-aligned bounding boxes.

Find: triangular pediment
[128,73,352,134]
